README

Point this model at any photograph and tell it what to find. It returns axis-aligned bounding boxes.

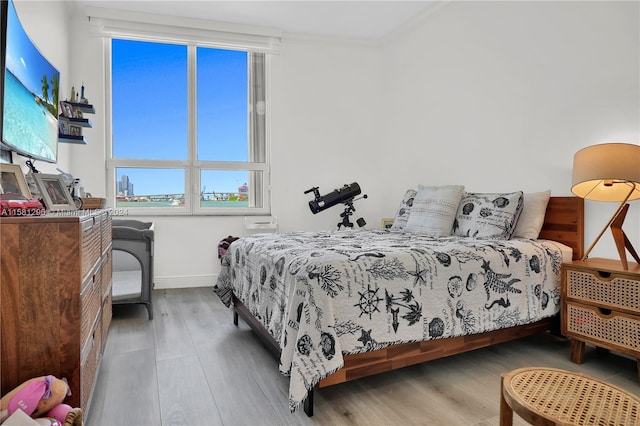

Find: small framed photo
[58,117,69,135]
[74,109,83,119]
[0,164,31,199]
[32,173,76,211]
[381,218,395,230]
[69,125,82,137]
[59,101,73,118]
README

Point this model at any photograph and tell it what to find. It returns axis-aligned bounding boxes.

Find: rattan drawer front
[566,269,640,313]
[565,302,640,354]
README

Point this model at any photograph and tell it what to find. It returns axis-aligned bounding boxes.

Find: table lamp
[571,142,640,270]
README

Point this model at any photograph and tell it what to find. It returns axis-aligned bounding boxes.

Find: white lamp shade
[571,143,640,202]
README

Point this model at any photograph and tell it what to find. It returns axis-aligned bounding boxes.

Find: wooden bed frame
[231,196,584,416]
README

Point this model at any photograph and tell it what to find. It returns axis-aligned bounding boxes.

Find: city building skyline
[117,175,134,196]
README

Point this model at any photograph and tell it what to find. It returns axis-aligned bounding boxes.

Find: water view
[116,199,249,208]
[115,183,250,208]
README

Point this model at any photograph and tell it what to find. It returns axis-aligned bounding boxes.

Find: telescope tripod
[337,201,356,229]
[337,198,366,230]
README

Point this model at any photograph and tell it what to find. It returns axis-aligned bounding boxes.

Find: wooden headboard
[538,196,584,260]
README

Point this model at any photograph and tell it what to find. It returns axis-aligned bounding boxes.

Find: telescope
[304,182,367,229]
[305,182,361,214]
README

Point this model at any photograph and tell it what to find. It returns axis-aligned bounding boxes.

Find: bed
[214,195,584,416]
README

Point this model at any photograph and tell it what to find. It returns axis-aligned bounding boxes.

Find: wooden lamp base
[611,203,640,270]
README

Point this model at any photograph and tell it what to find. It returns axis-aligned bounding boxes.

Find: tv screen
[1,0,59,163]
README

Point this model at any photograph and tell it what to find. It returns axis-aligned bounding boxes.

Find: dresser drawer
[101,251,112,298]
[80,268,101,347]
[101,211,112,255]
[101,292,112,351]
[565,302,640,355]
[81,216,102,280]
[80,322,102,412]
[565,268,640,313]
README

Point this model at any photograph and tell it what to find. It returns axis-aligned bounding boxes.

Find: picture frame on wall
[0,164,31,199]
[32,173,76,211]
[381,218,395,230]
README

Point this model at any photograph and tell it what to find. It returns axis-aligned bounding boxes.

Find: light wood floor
[86,288,640,426]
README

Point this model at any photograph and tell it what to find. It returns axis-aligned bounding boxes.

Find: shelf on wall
[59,116,92,128]
[58,134,87,144]
[67,102,95,114]
[58,101,95,144]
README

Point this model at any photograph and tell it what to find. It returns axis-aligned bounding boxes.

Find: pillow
[390,189,417,231]
[404,185,465,236]
[453,191,524,239]
[512,190,551,239]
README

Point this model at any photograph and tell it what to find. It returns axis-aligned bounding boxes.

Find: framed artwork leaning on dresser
[32,173,76,211]
[0,164,31,199]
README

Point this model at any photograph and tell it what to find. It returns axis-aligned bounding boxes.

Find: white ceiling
[75,1,436,39]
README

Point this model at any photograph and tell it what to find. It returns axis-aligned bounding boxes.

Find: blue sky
[112,39,249,195]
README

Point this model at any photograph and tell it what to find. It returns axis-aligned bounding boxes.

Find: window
[108,38,269,215]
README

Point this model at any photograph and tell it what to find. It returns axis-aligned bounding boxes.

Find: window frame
[105,37,272,216]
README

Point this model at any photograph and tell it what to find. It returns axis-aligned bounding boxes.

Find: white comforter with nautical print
[214,229,570,411]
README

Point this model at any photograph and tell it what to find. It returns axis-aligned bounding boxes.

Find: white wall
[15,1,639,288]
[380,1,639,260]
[270,37,385,232]
[68,8,105,199]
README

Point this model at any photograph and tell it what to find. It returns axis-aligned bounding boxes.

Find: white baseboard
[154,274,218,289]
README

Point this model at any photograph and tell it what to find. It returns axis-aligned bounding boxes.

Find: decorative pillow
[453,191,524,239]
[390,189,417,231]
[512,190,551,239]
[404,185,465,236]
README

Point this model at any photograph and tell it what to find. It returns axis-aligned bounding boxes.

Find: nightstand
[561,258,640,382]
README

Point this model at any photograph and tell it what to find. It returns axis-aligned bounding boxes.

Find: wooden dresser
[561,257,640,381]
[0,209,112,412]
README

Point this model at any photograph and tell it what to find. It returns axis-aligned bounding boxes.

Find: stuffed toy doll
[0,376,82,425]
[218,235,239,264]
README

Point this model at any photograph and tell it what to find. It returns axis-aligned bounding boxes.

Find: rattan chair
[500,367,640,425]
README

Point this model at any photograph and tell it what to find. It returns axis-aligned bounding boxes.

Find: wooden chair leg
[500,375,513,426]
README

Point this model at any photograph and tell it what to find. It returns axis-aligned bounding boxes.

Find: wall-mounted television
[1,0,59,164]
